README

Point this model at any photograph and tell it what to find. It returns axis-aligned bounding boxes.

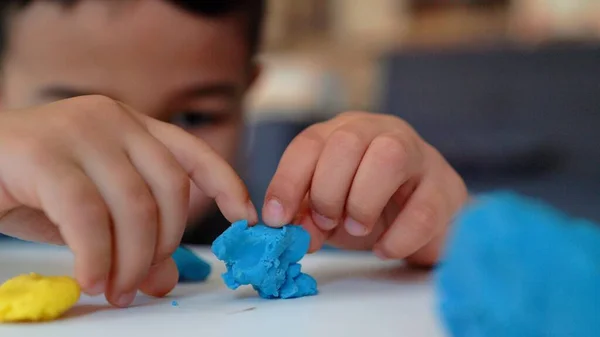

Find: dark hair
[0,0,265,58]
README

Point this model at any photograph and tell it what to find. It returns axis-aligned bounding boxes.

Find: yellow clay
[0,273,81,322]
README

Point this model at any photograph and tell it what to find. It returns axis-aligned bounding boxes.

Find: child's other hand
[262,112,467,266]
[0,95,256,306]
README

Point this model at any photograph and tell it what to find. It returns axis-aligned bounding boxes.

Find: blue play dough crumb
[172,246,211,283]
[435,191,600,337]
[211,220,318,299]
[171,301,178,307]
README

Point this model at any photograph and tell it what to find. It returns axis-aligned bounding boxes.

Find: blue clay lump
[211,220,318,299]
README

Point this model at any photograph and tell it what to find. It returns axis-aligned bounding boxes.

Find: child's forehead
[5,0,249,81]
[9,0,246,49]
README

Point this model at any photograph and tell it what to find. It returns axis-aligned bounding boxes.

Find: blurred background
[242,0,600,221]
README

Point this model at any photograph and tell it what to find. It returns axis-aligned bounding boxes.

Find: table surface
[0,241,446,337]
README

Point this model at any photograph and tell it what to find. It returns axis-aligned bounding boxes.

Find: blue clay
[211,220,318,299]
[172,246,211,282]
[435,191,600,337]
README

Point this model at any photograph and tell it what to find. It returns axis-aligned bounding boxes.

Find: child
[0,0,467,307]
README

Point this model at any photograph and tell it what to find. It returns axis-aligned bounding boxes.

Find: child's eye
[169,111,222,128]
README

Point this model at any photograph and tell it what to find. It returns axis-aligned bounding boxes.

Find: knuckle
[295,124,326,150]
[337,110,368,120]
[53,111,86,131]
[76,195,109,222]
[74,94,119,110]
[370,133,411,169]
[127,188,158,225]
[390,116,415,131]
[70,95,118,117]
[309,190,344,218]
[50,95,127,135]
[71,95,131,123]
[328,129,366,153]
[164,168,190,198]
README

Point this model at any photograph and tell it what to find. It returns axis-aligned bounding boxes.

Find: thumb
[0,207,65,244]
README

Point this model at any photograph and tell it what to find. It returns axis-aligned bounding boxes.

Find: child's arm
[0,95,257,306]
[262,111,468,266]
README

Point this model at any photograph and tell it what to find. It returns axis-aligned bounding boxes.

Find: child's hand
[262,112,467,266]
[0,95,257,306]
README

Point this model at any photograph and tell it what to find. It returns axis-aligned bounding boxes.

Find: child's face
[0,0,257,222]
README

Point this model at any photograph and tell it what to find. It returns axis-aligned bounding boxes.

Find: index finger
[262,123,331,227]
[144,119,257,224]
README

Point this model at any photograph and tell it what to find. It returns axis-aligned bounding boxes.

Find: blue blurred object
[435,191,600,337]
[172,246,211,283]
[212,220,318,299]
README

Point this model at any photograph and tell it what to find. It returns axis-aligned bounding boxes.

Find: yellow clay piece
[0,273,81,322]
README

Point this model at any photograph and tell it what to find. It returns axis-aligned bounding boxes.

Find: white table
[0,241,446,337]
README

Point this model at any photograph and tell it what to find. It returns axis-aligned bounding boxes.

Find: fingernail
[264,198,285,226]
[311,210,337,230]
[373,247,388,260]
[87,280,106,296]
[247,200,258,224]
[344,217,368,236]
[116,291,136,307]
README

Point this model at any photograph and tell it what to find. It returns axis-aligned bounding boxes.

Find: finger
[262,123,330,227]
[373,178,450,260]
[144,119,257,224]
[124,131,190,264]
[326,195,398,251]
[344,132,423,236]
[77,148,157,307]
[139,257,179,298]
[0,154,60,243]
[308,123,374,231]
[403,226,448,266]
[404,166,468,266]
[292,194,328,253]
[298,212,329,253]
[0,208,64,245]
[35,162,112,296]
[327,220,387,251]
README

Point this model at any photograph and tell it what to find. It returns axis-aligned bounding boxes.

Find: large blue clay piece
[435,191,600,337]
[211,220,318,299]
